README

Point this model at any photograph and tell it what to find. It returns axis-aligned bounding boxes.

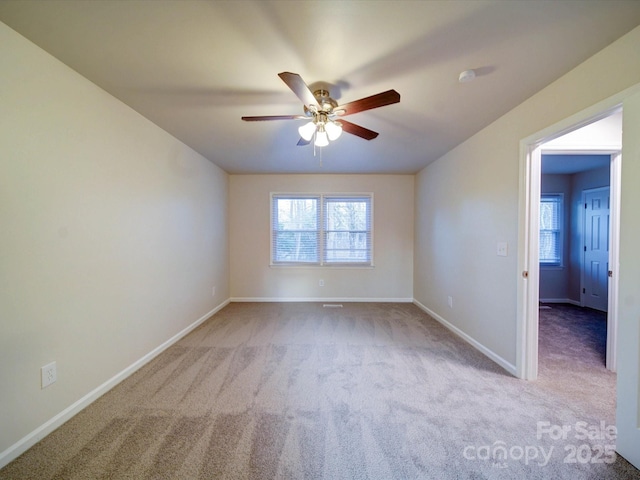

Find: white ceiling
[1,0,639,174]
[542,154,611,175]
[542,111,621,174]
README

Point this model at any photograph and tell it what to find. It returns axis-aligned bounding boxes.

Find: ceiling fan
[242,72,400,147]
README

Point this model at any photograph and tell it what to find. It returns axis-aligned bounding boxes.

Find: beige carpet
[1,302,638,479]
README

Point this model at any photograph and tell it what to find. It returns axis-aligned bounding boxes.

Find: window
[271,196,320,264]
[272,194,372,266]
[539,194,563,266]
[323,196,372,264]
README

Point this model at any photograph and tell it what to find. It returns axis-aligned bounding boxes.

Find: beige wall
[0,23,229,457]
[229,174,413,301]
[414,26,640,369]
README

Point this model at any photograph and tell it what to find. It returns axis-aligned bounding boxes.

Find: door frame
[606,152,621,372]
[517,104,622,381]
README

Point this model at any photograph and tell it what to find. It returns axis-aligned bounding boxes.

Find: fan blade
[278,72,317,107]
[242,115,305,121]
[340,120,379,140]
[337,89,400,116]
[297,137,311,146]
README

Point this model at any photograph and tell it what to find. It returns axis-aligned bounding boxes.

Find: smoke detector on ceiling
[458,69,476,83]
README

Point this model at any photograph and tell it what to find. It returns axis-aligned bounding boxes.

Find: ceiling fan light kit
[298,111,344,146]
[298,120,317,141]
[314,126,329,147]
[242,72,400,148]
[325,120,342,141]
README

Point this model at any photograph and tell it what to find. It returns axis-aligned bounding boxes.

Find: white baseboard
[0,299,230,470]
[539,298,581,306]
[412,299,517,377]
[230,297,414,303]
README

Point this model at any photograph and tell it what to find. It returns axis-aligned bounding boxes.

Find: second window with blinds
[539,193,563,267]
[271,194,373,266]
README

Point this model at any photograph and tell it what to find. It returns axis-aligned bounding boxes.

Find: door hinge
[584,246,587,252]
[583,288,586,294]
[608,270,613,278]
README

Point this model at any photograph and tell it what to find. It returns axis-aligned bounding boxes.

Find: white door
[616,89,640,469]
[582,187,609,311]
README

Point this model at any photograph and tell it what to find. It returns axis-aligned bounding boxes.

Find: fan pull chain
[311,129,322,167]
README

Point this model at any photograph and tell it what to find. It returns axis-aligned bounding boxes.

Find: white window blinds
[271,194,372,266]
[323,196,372,264]
[271,195,320,264]
[540,194,563,266]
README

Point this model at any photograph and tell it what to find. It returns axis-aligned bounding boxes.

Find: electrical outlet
[319,279,324,287]
[447,296,453,309]
[212,286,216,297]
[497,242,508,257]
[41,362,57,389]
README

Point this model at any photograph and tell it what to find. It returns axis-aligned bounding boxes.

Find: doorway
[538,154,613,394]
[517,108,622,381]
[517,83,640,471]
[539,154,612,311]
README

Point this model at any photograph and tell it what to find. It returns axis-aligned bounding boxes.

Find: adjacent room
[2,1,640,478]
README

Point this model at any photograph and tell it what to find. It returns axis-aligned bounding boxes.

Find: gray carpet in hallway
[538,303,614,421]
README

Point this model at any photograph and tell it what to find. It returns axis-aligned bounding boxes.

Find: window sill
[269,264,375,269]
[540,264,564,270]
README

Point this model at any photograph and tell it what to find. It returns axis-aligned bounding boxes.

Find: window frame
[539,193,564,267]
[271,193,373,267]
